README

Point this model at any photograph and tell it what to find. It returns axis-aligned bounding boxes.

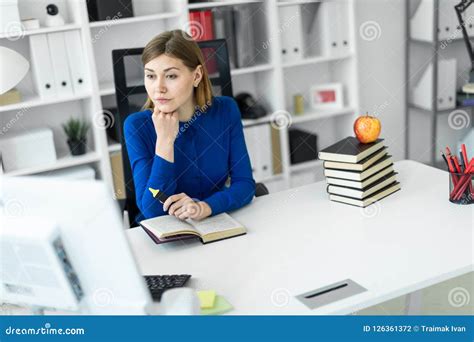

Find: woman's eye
[166,74,177,79]
[145,74,155,79]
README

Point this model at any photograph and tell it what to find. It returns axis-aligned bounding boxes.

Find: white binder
[412,58,457,111]
[256,124,273,180]
[318,1,338,57]
[243,125,261,181]
[335,1,350,55]
[29,34,56,98]
[64,30,89,95]
[410,0,435,42]
[47,32,73,97]
[279,5,303,62]
[411,0,464,42]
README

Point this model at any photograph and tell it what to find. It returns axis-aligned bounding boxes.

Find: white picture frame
[309,83,344,110]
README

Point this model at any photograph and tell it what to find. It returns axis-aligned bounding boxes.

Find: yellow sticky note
[201,295,233,315]
[197,290,216,309]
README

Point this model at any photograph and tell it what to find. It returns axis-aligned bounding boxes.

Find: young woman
[124,30,255,222]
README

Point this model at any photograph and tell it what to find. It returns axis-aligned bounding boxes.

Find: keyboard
[144,274,191,301]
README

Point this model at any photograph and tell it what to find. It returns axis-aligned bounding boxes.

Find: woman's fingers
[168,196,189,216]
[163,193,186,212]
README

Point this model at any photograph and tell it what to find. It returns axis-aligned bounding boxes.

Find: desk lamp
[0,46,29,104]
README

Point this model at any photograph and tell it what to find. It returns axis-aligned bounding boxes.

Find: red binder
[188,10,217,74]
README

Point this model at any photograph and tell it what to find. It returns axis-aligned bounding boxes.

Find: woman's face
[144,54,202,113]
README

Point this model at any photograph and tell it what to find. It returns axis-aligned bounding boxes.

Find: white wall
[355,0,406,161]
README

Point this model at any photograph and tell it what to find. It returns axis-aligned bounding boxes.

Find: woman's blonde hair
[141,30,213,112]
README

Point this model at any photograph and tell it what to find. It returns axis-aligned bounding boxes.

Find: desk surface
[126,160,473,315]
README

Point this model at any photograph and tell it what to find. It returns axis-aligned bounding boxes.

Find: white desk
[126,160,473,315]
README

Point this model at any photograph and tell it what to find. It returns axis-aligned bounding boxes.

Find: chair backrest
[112,39,233,227]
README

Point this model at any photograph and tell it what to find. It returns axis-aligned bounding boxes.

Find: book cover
[318,137,385,163]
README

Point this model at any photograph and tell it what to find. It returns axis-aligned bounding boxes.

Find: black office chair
[112,39,268,227]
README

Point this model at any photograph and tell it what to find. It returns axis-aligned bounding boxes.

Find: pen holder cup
[449,172,473,205]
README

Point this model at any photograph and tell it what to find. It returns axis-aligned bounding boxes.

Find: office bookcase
[0,0,359,195]
[406,0,474,168]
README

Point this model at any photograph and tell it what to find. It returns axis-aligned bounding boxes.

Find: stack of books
[318,137,401,207]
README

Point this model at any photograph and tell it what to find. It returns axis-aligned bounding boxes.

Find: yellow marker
[148,187,159,197]
[148,187,169,203]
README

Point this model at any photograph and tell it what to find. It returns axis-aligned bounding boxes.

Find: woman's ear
[193,65,203,87]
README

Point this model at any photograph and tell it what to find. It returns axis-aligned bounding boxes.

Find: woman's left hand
[163,193,212,221]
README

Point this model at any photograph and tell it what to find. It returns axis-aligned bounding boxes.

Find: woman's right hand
[152,108,179,145]
[152,108,179,162]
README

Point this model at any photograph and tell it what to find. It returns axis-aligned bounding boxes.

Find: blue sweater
[124,96,256,220]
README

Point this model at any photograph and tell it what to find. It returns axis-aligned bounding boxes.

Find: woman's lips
[156,98,170,105]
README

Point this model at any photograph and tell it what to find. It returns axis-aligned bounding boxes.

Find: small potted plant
[62,118,90,156]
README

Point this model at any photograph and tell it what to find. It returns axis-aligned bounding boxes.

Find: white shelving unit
[1,0,359,197]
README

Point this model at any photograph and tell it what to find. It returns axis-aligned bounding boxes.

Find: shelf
[0,23,81,39]
[256,173,284,183]
[282,53,353,68]
[278,0,322,6]
[291,107,355,124]
[99,78,143,96]
[231,63,274,76]
[0,93,91,113]
[89,12,181,28]
[408,103,474,114]
[108,142,122,153]
[242,114,273,127]
[188,1,262,9]
[4,152,100,177]
[290,159,323,173]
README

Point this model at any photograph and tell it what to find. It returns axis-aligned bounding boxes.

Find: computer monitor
[0,176,154,315]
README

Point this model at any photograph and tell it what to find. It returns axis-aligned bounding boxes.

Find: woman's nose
[155,77,166,94]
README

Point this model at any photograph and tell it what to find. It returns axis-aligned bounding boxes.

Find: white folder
[448,0,462,40]
[438,59,457,110]
[256,124,273,180]
[335,1,350,55]
[47,32,73,97]
[410,0,434,42]
[464,0,474,37]
[318,1,338,57]
[279,5,303,62]
[64,30,89,95]
[243,125,261,181]
[29,34,56,98]
[412,58,456,111]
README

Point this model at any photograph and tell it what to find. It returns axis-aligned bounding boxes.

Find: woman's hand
[152,108,178,161]
[163,193,212,221]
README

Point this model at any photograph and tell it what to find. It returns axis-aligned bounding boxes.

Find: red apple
[354,113,381,143]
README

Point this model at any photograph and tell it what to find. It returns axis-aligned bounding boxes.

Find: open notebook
[139,213,247,244]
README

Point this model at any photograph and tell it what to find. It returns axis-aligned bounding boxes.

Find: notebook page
[190,213,242,235]
[143,215,196,235]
